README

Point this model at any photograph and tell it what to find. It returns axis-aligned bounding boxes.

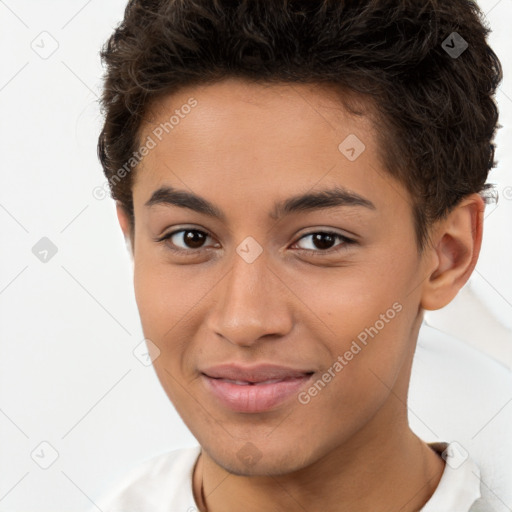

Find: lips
[201,363,314,383]
[200,363,315,413]
[214,378,296,386]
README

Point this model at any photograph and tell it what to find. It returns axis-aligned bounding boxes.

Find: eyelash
[154,228,355,257]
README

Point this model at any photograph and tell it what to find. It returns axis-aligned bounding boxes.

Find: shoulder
[411,325,512,509]
[421,441,481,512]
[92,445,201,512]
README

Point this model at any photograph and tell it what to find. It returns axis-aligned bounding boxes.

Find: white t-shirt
[93,442,489,512]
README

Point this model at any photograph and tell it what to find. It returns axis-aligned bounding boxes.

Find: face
[125,78,432,476]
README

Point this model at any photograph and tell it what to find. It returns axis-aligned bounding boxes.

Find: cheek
[133,261,168,337]
[290,260,408,337]
[290,259,415,390]
[132,257,221,386]
[294,293,412,441]
[132,260,202,402]
[133,256,204,337]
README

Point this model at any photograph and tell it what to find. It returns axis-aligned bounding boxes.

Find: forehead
[132,78,410,221]
[142,78,376,151]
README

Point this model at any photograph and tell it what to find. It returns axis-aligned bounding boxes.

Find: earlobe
[420,194,484,311]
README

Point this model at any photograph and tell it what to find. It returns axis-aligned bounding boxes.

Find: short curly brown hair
[97,0,502,249]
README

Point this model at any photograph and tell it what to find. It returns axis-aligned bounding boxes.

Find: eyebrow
[144,185,376,221]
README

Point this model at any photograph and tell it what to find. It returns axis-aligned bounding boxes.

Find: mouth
[207,375,313,385]
[201,369,315,413]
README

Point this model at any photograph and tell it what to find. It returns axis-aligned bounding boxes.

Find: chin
[204,441,314,477]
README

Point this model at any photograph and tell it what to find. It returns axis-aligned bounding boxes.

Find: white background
[0,1,510,511]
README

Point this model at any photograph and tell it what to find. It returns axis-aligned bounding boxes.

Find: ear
[116,201,134,257]
[420,193,485,311]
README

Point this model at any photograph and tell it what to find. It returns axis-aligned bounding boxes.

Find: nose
[206,248,293,347]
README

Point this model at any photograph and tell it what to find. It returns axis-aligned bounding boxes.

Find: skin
[116,77,485,512]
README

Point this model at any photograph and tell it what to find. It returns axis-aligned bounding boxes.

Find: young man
[94,0,504,510]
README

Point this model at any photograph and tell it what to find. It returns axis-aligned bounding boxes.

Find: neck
[193,409,445,512]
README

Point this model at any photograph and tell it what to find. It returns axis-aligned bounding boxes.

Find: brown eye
[311,233,336,250]
[294,231,355,256]
[177,230,207,249]
[158,229,214,252]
